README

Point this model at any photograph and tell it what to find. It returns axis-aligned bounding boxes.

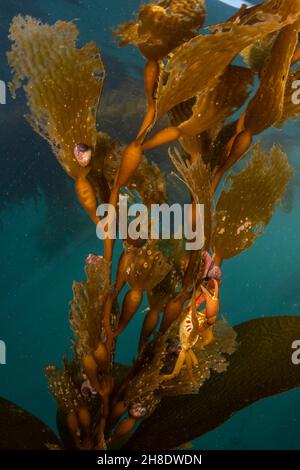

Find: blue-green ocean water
[0,0,300,449]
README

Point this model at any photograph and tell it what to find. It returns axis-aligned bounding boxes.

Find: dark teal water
[0,0,300,450]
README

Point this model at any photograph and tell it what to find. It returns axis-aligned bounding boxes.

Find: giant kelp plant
[6,0,300,450]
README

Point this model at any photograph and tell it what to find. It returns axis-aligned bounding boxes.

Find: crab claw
[200,279,219,324]
[195,292,206,309]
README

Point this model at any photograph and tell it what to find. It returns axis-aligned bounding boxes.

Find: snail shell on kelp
[128,403,147,419]
[201,251,222,281]
[74,143,92,167]
[85,253,102,269]
[81,379,97,399]
[85,253,106,280]
[208,264,222,281]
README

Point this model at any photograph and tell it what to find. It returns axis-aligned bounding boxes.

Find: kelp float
[6,0,300,450]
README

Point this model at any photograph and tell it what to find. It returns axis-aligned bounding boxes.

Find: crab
[162,279,220,382]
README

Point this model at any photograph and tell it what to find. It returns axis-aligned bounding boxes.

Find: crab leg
[189,349,199,367]
[185,352,196,383]
[162,350,186,381]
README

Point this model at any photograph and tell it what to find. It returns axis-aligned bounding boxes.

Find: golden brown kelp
[7,16,105,179]
[114,0,206,61]
[123,312,236,427]
[240,34,277,73]
[207,9,299,195]
[124,334,171,419]
[117,242,172,334]
[168,146,212,246]
[156,0,300,120]
[167,64,253,172]
[87,132,112,204]
[45,356,97,448]
[113,1,206,146]
[158,146,209,331]
[125,242,172,293]
[212,144,292,260]
[244,22,299,135]
[4,314,300,450]
[69,254,110,358]
[7,16,109,228]
[139,239,188,348]
[174,65,254,138]
[7,0,300,451]
[276,67,300,125]
[103,142,167,207]
[159,318,236,396]
[45,360,84,416]
[125,316,300,450]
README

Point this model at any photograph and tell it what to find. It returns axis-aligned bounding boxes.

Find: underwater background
[0,0,300,449]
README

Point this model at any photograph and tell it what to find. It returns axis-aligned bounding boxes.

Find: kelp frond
[276,67,300,126]
[125,317,236,416]
[156,0,300,121]
[177,65,253,139]
[244,22,299,135]
[240,33,277,73]
[212,143,292,260]
[168,146,212,244]
[125,241,172,292]
[69,255,110,358]
[124,333,170,419]
[114,0,206,61]
[7,0,300,451]
[168,147,210,205]
[160,318,237,396]
[103,142,167,207]
[7,15,105,179]
[45,357,86,414]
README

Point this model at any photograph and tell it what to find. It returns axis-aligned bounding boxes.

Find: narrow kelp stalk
[7,0,300,450]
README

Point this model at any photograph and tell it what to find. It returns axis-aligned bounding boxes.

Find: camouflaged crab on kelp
[6,0,300,450]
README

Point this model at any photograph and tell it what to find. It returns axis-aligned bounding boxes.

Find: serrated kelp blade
[245,21,299,135]
[114,0,206,61]
[178,65,253,138]
[212,144,292,260]
[69,257,110,357]
[168,147,212,246]
[124,316,300,450]
[7,16,105,178]
[156,0,300,119]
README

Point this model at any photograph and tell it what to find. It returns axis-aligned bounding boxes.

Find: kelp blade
[7,16,105,179]
[125,316,300,450]
[212,144,291,260]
